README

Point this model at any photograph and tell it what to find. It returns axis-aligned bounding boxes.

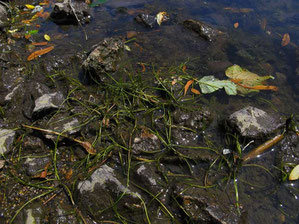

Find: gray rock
[174,183,241,223]
[82,37,124,82]
[0,129,15,155]
[0,3,8,29]
[228,106,283,138]
[183,19,224,41]
[50,0,91,25]
[76,164,142,221]
[14,202,44,224]
[24,156,51,176]
[44,113,81,140]
[134,163,164,194]
[135,14,157,28]
[33,92,65,118]
[132,131,160,154]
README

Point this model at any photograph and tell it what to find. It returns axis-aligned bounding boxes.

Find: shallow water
[2,0,299,223]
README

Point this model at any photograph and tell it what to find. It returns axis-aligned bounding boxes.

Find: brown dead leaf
[79,141,97,155]
[65,168,73,180]
[184,80,194,96]
[260,18,267,31]
[281,33,290,47]
[31,42,48,46]
[27,46,54,61]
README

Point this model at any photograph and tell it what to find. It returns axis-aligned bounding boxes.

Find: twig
[68,0,88,40]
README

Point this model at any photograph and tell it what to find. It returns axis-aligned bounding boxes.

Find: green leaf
[198,76,237,95]
[27,30,38,35]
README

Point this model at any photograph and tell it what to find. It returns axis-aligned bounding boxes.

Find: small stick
[22,124,96,155]
[243,134,284,162]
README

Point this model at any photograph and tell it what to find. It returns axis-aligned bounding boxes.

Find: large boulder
[0,2,8,29]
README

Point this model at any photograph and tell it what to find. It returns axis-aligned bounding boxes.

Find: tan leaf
[289,165,299,181]
[80,141,97,155]
[234,22,239,28]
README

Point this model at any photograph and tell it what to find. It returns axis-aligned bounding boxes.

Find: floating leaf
[27,46,54,61]
[289,165,299,181]
[156,12,169,26]
[191,88,201,95]
[184,80,194,96]
[225,65,277,94]
[198,76,237,95]
[281,33,290,47]
[44,34,51,41]
[234,22,239,28]
[25,4,35,9]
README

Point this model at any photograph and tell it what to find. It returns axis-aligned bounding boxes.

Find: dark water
[5,0,299,223]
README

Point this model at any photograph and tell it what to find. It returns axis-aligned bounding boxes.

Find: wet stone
[276,133,299,173]
[135,14,157,28]
[50,0,91,25]
[132,132,160,154]
[82,37,124,82]
[76,164,142,221]
[22,136,45,152]
[134,163,164,195]
[33,92,65,118]
[23,156,51,176]
[14,202,44,224]
[183,19,224,42]
[0,3,7,29]
[174,183,241,223]
[227,106,284,138]
[0,129,15,155]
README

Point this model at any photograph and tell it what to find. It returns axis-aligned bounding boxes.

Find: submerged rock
[50,0,91,25]
[82,37,124,82]
[183,19,224,41]
[24,156,51,176]
[135,14,157,28]
[0,129,15,155]
[76,164,143,221]
[0,2,8,29]
[227,106,283,138]
[174,183,241,223]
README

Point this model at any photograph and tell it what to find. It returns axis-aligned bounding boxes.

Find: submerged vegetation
[0,0,298,223]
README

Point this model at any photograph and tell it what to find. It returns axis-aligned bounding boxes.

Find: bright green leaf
[198,76,237,95]
[27,30,39,35]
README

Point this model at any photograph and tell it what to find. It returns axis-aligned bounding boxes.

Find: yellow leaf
[184,80,194,96]
[25,4,35,10]
[289,165,299,181]
[44,34,51,41]
[156,12,169,26]
[281,33,290,47]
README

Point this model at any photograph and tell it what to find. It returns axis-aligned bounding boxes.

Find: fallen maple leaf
[281,33,290,47]
[184,80,194,96]
[27,46,54,61]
